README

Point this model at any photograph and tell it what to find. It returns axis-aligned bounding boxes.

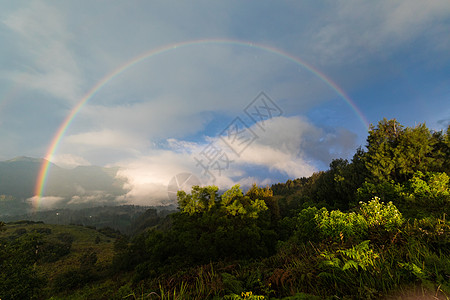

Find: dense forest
[1,118,449,299]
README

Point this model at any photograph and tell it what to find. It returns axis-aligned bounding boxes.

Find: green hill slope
[0,221,118,299]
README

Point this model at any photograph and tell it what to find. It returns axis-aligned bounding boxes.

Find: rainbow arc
[33,38,369,211]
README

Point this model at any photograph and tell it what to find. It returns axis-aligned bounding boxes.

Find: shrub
[14,228,27,235]
[407,216,450,254]
[33,227,52,235]
[359,197,404,232]
[56,232,75,245]
[315,209,367,242]
[294,207,322,242]
[403,172,450,216]
[39,240,71,263]
[53,269,96,292]
[295,198,403,242]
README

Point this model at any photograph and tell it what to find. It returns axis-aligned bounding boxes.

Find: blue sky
[0,1,449,205]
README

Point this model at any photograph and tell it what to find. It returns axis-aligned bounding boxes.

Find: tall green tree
[126,184,278,280]
[365,119,438,183]
[177,185,219,214]
[429,126,450,174]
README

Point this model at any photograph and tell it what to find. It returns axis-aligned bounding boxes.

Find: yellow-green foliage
[298,197,404,241]
[359,197,404,231]
[403,171,450,207]
[357,171,450,217]
[179,184,268,218]
[316,209,367,241]
[224,291,265,299]
[177,185,219,214]
[221,185,268,218]
[320,240,379,272]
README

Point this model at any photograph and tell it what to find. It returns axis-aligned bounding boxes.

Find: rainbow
[33,38,370,211]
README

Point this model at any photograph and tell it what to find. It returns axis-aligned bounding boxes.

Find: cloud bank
[113,116,356,206]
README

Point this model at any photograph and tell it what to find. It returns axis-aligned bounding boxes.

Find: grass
[1,222,116,296]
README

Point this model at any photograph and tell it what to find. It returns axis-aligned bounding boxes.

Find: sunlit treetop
[178,184,269,218]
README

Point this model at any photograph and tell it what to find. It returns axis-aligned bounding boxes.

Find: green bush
[53,269,96,292]
[0,233,44,299]
[407,216,450,254]
[402,171,450,216]
[295,198,403,242]
[357,172,450,218]
[294,207,322,242]
[357,180,404,206]
[359,197,404,232]
[315,209,367,242]
[221,272,244,294]
[38,240,71,263]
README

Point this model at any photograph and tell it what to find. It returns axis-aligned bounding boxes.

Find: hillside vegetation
[0,119,449,299]
[0,221,118,299]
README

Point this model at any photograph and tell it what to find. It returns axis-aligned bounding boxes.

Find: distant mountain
[0,156,49,198]
[0,157,128,216]
[6,156,44,163]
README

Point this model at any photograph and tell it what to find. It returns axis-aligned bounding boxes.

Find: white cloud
[238,143,316,178]
[380,0,450,38]
[115,150,197,205]
[79,98,212,140]
[50,154,91,169]
[225,116,318,178]
[110,116,356,205]
[54,129,150,166]
[67,192,118,206]
[65,129,146,150]
[27,195,65,210]
[234,116,356,175]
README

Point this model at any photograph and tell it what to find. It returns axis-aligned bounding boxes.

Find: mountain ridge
[0,157,128,216]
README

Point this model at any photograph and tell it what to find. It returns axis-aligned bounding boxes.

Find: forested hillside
[1,119,449,299]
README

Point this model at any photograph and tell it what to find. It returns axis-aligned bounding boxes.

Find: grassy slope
[0,222,115,294]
